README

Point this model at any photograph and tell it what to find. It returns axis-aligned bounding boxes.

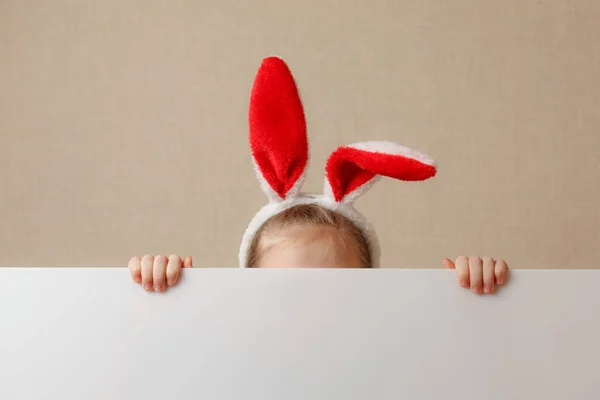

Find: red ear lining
[326,154,377,202]
[325,145,437,202]
[249,57,308,200]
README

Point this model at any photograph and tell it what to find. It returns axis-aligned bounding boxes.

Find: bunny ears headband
[238,56,437,268]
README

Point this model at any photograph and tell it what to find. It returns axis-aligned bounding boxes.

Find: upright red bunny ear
[324,141,437,204]
[249,57,308,202]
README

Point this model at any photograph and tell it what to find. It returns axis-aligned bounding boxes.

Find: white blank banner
[1,268,599,400]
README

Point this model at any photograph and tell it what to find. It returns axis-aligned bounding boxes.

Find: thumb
[183,256,193,268]
[443,258,455,269]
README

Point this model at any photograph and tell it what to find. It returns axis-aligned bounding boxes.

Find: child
[127,57,509,295]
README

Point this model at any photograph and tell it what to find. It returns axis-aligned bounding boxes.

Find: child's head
[246,204,371,268]
[238,57,437,269]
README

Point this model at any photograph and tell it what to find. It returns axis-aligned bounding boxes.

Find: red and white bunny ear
[324,141,437,204]
[249,56,308,202]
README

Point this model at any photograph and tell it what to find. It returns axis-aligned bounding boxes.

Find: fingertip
[470,256,482,265]
[129,255,141,265]
[166,271,179,287]
[494,259,509,285]
[443,258,455,269]
[183,256,193,268]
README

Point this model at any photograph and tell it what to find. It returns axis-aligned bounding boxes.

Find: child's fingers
[183,256,193,269]
[455,256,470,288]
[495,259,509,285]
[152,255,168,292]
[482,257,495,294]
[443,258,455,269]
[166,255,182,287]
[128,256,142,283]
[140,254,154,291]
[469,256,483,294]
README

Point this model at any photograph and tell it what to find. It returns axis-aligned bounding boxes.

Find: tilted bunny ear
[324,141,437,204]
[249,56,308,203]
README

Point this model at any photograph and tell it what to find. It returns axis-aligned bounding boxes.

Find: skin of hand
[128,254,193,292]
[128,254,509,295]
[443,256,509,294]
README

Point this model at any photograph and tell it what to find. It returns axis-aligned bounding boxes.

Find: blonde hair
[246,203,372,268]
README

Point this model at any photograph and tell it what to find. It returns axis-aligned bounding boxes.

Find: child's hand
[128,255,193,292]
[443,256,509,295]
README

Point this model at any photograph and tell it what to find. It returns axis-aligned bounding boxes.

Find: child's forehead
[264,223,341,243]
[258,224,362,268]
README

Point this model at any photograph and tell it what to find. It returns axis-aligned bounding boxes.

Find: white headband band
[238,56,437,268]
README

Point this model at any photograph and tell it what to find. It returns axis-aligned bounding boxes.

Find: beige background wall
[1,0,598,268]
